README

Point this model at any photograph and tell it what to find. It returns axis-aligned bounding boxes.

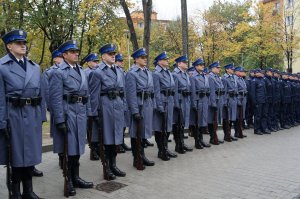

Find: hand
[56,122,67,133]
[133,113,142,121]
[192,107,197,112]
[174,106,180,111]
[0,128,9,140]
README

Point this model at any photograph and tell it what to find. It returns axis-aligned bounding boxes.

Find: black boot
[90,142,100,160]
[191,125,203,149]
[208,123,219,145]
[32,167,43,177]
[21,179,41,199]
[131,138,145,170]
[155,132,170,161]
[58,153,63,170]
[223,120,232,142]
[109,147,126,177]
[141,146,155,166]
[173,124,186,154]
[67,164,76,196]
[165,132,177,158]
[199,127,211,147]
[12,182,22,199]
[181,126,193,152]
[72,157,94,188]
[116,145,126,153]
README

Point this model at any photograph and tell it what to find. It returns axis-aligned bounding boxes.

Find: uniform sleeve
[191,77,197,109]
[125,72,139,115]
[85,72,92,117]
[49,69,65,124]
[39,73,47,122]
[173,74,179,108]
[250,79,257,105]
[0,70,7,129]
[41,71,50,110]
[222,78,229,106]
[208,76,217,108]
[88,69,102,117]
[153,73,164,112]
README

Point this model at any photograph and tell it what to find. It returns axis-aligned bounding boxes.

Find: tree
[142,0,152,64]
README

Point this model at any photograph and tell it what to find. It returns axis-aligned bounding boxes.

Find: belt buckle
[25,98,31,105]
[77,96,82,103]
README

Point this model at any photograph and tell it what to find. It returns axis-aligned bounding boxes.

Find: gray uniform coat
[222,73,238,121]
[235,75,247,118]
[207,72,224,124]
[152,65,175,132]
[0,54,46,167]
[88,61,125,145]
[125,65,154,139]
[190,71,210,127]
[49,61,91,155]
[172,67,191,129]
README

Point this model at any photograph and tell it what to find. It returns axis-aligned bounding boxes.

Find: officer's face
[178,61,189,71]
[87,60,99,68]
[7,41,27,57]
[63,50,79,64]
[266,71,273,76]
[212,67,220,74]
[135,56,147,67]
[102,52,116,65]
[226,68,234,74]
[158,59,169,68]
[53,57,63,65]
[116,61,124,68]
[195,64,204,72]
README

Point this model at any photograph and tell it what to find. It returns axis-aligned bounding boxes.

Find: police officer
[125,48,155,169]
[264,68,275,132]
[234,66,248,138]
[115,53,132,152]
[41,49,64,170]
[251,69,269,135]
[189,58,211,149]
[153,51,177,161]
[207,61,224,145]
[172,55,193,154]
[49,40,94,196]
[0,29,46,199]
[272,70,283,131]
[245,70,255,128]
[222,63,238,142]
[88,44,126,180]
[82,53,100,161]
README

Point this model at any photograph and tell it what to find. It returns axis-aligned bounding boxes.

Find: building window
[138,22,144,28]
[286,15,293,26]
[286,0,293,9]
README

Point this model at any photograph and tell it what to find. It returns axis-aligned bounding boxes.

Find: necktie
[74,65,81,76]
[18,60,26,71]
[111,66,117,74]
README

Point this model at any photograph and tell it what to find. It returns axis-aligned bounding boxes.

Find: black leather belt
[178,90,191,96]
[215,90,225,96]
[137,91,154,99]
[100,90,124,100]
[63,94,88,104]
[239,91,248,97]
[196,91,210,98]
[161,89,175,96]
[6,96,42,107]
[228,92,238,97]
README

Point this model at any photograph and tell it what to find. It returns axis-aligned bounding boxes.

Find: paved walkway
[1,128,300,199]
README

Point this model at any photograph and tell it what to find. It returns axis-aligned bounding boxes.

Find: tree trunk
[120,0,139,51]
[142,0,152,66]
[181,0,189,63]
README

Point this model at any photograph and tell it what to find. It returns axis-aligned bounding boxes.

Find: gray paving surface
[1,128,300,199]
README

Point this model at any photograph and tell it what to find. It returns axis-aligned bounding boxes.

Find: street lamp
[124,29,130,68]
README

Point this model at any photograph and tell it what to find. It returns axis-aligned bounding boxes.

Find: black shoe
[224,137,232,142]
[231,136,238,141]
[175,145,186,154]
[166,149,177,158]
[209,139,219,145]
[195,142,204,149]
[110,157,126,177]
[158,151,170,161]
[104,166,116,181]
[263,129,271,134]
[121,143,131,151]
[218,140,224,144]
[143,139,154,147]
[32,167,43,177]
[116,145,126,153]
[142,156,155,166]
[254,131,263,135]
[73,177,94,188]
[67,180,76,196]
[183,144,193,152]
